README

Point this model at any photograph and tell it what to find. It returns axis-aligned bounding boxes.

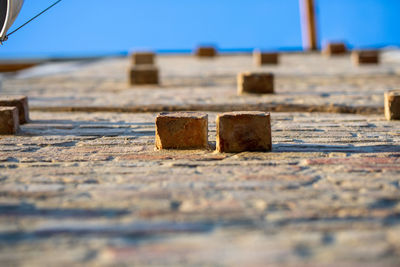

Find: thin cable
[6,0,63,38]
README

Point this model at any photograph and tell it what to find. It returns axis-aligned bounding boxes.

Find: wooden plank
[0,62,38,72]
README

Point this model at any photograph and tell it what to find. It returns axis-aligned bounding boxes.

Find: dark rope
[5,0,63,39]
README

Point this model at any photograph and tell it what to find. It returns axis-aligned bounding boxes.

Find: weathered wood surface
[0,52,400,266]
[1,52,400,114]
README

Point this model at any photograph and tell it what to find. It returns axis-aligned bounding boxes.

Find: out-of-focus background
[1,0,400,58]
[2,1,400,266]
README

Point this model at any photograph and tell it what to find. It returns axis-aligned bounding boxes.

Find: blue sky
[0,0,399,58]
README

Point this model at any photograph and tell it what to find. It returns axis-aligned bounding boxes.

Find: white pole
[0,0,24,42]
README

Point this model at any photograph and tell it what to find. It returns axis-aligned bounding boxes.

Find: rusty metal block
[156,112,208,150]
[216,111,272,153]
[238,72,274,95]
[0,106,19,135]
